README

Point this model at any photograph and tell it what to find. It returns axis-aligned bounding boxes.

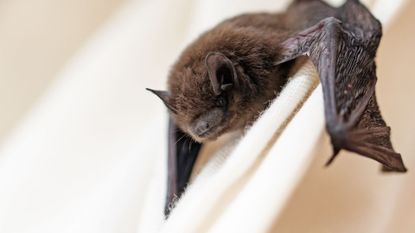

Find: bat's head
[147,24,291,142]
[147,51,261,142]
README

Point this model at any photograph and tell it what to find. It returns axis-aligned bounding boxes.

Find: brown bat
[147,0,407,216]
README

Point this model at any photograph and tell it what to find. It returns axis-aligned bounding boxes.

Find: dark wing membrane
[275,0,406,172]
[165,118,202,217]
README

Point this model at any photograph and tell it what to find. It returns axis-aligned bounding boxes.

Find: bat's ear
[205,52,238,96]
[146,88,176,113]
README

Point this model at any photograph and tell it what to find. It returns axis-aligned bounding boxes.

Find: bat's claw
[325,146,341,167]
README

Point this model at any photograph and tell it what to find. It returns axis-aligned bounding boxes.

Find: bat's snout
[193,121,211,137]
[190,108,224,140]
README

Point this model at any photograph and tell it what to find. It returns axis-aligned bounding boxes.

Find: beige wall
[376,2,415,231]
[0,0,125,141]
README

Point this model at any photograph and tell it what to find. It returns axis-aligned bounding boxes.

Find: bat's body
[147,0,407,216]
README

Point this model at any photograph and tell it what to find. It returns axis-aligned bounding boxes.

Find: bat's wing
[165,118,202,216]
[275,0,406,172]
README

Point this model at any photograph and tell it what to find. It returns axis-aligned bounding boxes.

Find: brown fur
[166,17,287,140]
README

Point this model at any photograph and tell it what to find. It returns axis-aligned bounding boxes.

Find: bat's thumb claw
[325,147,340,167]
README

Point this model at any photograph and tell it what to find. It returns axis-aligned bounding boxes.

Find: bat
[146,0,407,217]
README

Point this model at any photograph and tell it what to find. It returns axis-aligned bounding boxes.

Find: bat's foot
[326,126,407,172]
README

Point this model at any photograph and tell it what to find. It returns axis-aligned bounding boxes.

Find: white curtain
[0,0,413,232]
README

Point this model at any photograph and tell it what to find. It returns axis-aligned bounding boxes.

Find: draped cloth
[0,0,413,232]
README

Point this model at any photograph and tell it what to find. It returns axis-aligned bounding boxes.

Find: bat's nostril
[194,121,210,136]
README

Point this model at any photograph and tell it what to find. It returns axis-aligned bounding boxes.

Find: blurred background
[0,0,414,232]
[0,0,125,141]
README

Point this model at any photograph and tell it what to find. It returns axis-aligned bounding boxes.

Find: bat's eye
[216,96,227,107]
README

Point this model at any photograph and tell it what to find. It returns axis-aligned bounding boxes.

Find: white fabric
[152,62,320,233]
[0,0,413,233]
